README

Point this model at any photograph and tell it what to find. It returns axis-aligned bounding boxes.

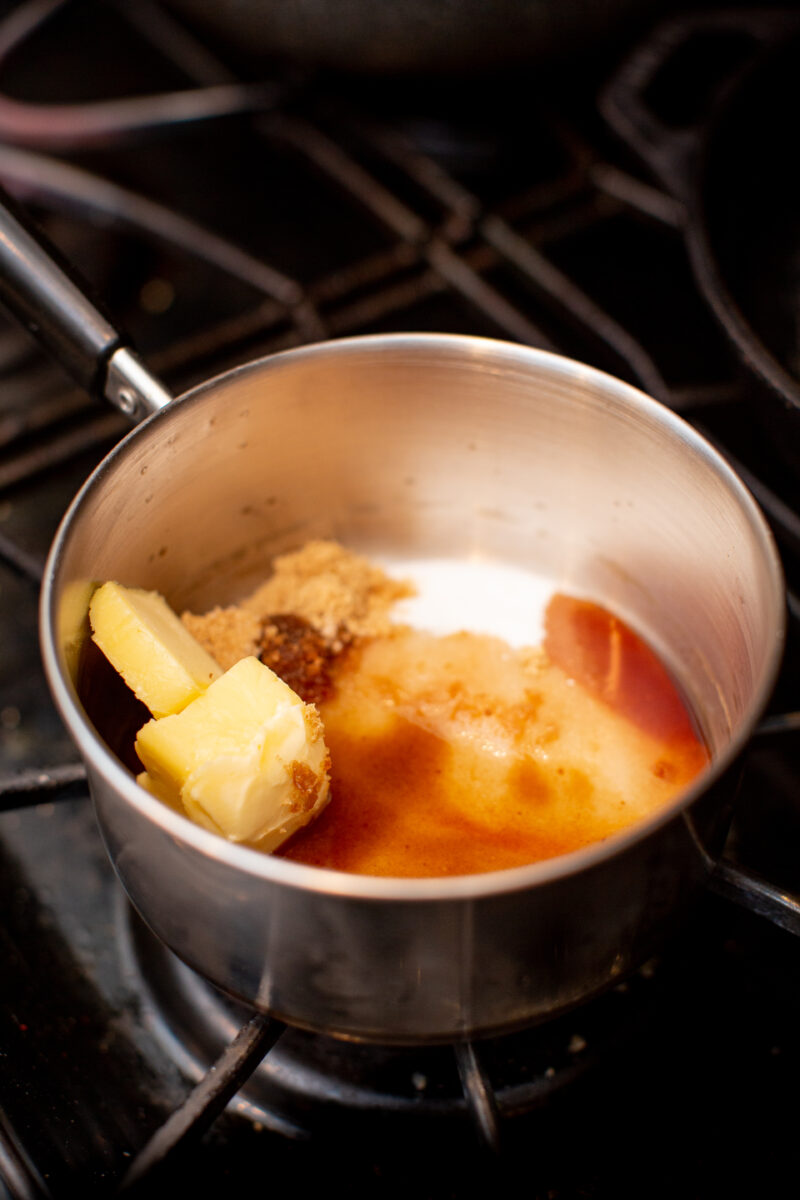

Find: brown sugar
[181,540,414,684]
[242,540,414,640]
[181,606,261,671]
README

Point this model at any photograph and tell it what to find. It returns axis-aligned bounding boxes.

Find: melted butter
[278,595,709,877]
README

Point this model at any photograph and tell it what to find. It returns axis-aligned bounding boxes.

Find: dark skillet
[602,10,800,465]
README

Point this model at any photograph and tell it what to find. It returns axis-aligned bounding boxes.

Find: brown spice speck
[260,613,341,704]
[291,760,322,813]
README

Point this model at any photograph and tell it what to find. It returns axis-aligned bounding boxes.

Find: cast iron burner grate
[114,888,800,1193]
[118,891,649,1141]
[0,1,799,1196]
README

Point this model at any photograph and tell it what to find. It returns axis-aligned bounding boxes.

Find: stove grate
[0,0,798,1194]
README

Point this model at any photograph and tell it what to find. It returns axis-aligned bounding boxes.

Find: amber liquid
[278,594,709,877]
[78,637,149,776]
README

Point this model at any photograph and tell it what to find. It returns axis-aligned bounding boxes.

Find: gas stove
[1,3,798,1196]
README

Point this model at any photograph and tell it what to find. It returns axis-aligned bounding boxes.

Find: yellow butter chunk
[136,770,180,807]
[135,656,331,849]
[89,582,222,718]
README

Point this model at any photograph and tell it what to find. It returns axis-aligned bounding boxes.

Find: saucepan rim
[39,333,787,901]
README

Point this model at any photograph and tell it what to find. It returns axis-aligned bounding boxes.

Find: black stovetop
[0,2,798,1196]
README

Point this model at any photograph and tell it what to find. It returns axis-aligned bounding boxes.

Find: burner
[117,888,688,1138]
[116,883,800,1195]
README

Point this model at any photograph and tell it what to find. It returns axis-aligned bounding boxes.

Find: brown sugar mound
[181,606,261,671]
[242,540,414,640]
[181,540,414,674]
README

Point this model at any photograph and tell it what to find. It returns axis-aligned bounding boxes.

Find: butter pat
[89,582,222,718]
[136,656,331,849]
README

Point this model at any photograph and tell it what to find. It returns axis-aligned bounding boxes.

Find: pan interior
[51,337,781,796]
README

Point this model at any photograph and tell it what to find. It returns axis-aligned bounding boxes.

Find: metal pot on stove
[0,192,786,1043]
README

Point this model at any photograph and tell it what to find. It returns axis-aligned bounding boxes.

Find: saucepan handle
[600,9,800,201]
[709,858,800,938]
[0,188,172,422]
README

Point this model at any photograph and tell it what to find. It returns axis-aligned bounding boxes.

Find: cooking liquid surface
[278,593,709,877]
[79,558,710,878]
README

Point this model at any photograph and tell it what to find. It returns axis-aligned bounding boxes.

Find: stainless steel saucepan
[0,194,787,1043]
